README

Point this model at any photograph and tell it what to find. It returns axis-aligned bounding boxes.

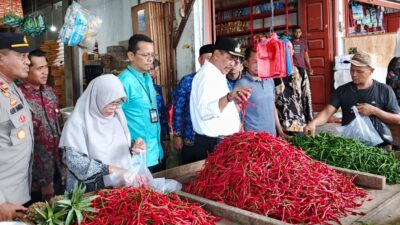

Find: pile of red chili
[184,132,368,224]
[81,187,218,225]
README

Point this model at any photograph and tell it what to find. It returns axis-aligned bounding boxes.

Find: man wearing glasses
[119,34,165,173]
[190,38,251,161]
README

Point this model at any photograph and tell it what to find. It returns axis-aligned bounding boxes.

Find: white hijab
[59,74,132,175]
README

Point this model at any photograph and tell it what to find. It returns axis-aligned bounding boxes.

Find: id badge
[150,109,159,123]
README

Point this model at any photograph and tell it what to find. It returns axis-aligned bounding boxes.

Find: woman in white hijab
[59,74,145,192]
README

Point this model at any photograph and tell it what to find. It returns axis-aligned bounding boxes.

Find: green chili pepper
[290,133,400,184]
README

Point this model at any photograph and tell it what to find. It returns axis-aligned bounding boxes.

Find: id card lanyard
[128,67,159,123]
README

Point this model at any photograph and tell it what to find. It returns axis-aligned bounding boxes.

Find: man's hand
[228,87,252,103]
[173,136,183,151]
[0,203,27,221]
[356,103,376,116]
[303,122,317,137]
[278,132,292,140]
[41,182,54,201]
[307,68,314,76]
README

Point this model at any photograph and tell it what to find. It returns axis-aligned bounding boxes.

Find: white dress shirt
[190,61,241,137]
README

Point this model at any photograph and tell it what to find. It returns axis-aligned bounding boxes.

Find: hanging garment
[258,33,287,78]
[282,38,294,76]
[275,68,314,133]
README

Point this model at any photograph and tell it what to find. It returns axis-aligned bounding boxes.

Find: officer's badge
[10,98,17,106]
[17,130,26,139]
[19,115,26,123]
[0,82,8,91]
[1,91,10,97]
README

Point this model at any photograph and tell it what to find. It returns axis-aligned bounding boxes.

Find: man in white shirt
[190,38,251,161]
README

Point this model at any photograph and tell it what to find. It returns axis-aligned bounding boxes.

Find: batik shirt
[172,73,196,145]
[19,82,63,192]
[154,84,170,141]
[275,69,313,132]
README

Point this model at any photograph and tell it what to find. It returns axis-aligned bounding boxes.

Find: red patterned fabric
[19,82,64,192]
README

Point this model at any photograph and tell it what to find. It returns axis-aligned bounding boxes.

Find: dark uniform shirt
[0,77,33,204]
[330,80,400,126]
[19,81,63,192]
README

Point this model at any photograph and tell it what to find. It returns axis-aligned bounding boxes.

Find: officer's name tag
[150,109,159,123]
[10,104,23,115]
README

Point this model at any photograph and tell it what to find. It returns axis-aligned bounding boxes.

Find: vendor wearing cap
[190,38,251,160]
[0,32,35,220]
[304,51,400,146]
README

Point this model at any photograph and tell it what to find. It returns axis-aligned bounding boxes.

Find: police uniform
[0,33,34,205]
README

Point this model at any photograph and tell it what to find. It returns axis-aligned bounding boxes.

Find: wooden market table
[154,160,400,225]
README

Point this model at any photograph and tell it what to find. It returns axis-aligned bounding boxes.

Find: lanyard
[127,67,153,106]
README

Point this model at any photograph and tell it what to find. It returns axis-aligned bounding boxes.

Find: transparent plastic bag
[124,151,182,193]
[337,106,383,146]
[59,2,101,49]
[124,151,153,187]
[150,178,182,193]
[103,172,124,188]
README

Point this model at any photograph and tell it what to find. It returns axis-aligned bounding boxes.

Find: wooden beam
[354,0,400,9]
[177,191,289,225]
[62,0,74,107]
[173,0,196,48]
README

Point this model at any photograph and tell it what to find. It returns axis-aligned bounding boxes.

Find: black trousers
[148,157,166,173]
[181,144,197,165]
[185,134,220,164]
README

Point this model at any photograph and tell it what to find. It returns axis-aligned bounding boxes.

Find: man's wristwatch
[226,92,232,102]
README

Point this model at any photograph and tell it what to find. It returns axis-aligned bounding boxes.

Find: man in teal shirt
[119,34,165,173]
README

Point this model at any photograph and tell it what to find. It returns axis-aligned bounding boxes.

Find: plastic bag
[124,151,153,187]
[124,151,182,193]
[21,15,48,37]
[2,12,23,27]
[59,2,102,50]
[103,172,125,188]
[337,106,383,146]
[150,178,182,193]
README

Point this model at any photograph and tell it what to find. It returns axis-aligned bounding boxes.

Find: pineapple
[26,201,47,222]
[35,202,65,225]
[56,183,98,225]
[49,195,64,205]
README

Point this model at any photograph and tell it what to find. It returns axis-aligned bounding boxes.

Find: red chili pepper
[184,132,368,224]
[80,187,218,225]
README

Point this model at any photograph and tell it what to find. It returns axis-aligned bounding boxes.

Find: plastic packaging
[337,106,383,146]
[125,151,153,187]
[21,15,48,37]
[59,2,102,49]
[2,12,23,27]
[125,151,182,193]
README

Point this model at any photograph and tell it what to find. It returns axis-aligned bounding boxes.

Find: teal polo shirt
[119,66,164,167]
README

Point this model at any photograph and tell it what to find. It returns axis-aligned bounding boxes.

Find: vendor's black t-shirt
[330,80,400,126]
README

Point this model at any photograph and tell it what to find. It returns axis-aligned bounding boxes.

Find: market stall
[20,130,400,225]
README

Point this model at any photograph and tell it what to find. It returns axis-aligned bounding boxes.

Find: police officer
[0,32,34,221]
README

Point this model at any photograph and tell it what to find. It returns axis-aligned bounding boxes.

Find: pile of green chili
[290,133,400,184]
